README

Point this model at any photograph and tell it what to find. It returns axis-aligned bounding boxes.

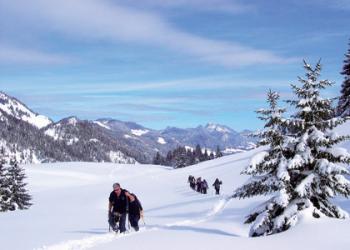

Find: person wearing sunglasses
[108,183,130,233]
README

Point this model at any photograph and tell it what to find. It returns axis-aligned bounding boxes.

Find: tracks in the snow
[35,196,231,250]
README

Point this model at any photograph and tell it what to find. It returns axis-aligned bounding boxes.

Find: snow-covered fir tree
[337,40,350,117]
[0,157,11,212]
[285,61,350,219]
[6,159,32,210]
[233,89,292,237]
[234,61,350,237]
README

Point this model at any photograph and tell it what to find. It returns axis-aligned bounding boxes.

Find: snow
[44,127,79,145]
[287,154,304,169]
[44,128,59,140]
[131,129,149,136]
[316,159,348,175]
[93,121,111,130]
[0,148,350,250]
[206,123,231,133]
[246,142,257,150]
[124,134,141,141]
[109,151,136,164]
[0,139,40,164]
[157,137,166,144]
[26,114,52,129]
[295,174,315,197]
[67,137,79,145]
[326,147,350,159]
[184,146,214,154]
[223,147,245,154]
[67,117,78,126]
[246,151,268,173]
[277,159,290,181]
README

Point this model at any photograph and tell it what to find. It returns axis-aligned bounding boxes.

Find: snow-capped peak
[66,117,78,126]
[0,91,52,129]
[205,123,231,133]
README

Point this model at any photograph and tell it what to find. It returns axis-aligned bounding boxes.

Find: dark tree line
[153,144,223,168]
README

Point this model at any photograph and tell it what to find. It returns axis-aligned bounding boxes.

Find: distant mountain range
[0,91,256,164]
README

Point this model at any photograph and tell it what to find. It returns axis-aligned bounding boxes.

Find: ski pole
[108,211,111,232]
[127,213,131,232]
[141,212,146,225]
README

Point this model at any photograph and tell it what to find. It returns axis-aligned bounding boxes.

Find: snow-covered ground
[1,143,350,250]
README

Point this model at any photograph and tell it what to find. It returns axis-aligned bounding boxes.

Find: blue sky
[0,0,349,131]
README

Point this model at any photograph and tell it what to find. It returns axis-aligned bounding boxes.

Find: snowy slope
[0,145,350,250]
[0,92,52,129]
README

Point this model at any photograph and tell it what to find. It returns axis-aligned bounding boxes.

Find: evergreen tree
[204,149,209,161]
[174,146,187,168]
[6,159,32,210]
[153,152,164,165]
[209,152,215,160]
[186,149,196,165]
[337,40,350,117]
[161,144,214,168]
[234,61,350,237]
[166,151,173,165]
[194,144,202,163]
[233,89,290,237]
[285,61,350,219]
[215,145,223,158]
[0,158,11,212]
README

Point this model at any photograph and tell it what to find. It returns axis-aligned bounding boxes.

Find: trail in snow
[165,195,231,227]
[35,196,232,250]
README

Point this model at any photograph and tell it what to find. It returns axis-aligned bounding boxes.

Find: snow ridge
[0,91,52,129]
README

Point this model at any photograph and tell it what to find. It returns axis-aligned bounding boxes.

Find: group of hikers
[108,183,144,233]
[108,177,223,233]
[188,175,223,195]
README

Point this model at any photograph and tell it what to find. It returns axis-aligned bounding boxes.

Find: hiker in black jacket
[128,193,144,232]
[201,179,208,194]
[108,183,130,233]
[188,175,196,190]
[212,178,222,195]
[196,177,202,192]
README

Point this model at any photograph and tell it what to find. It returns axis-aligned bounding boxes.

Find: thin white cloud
[118,0,253,14]
[318,0,350,10]
[13,76,291,96]
[1,0,294,67]
[0,45,73,65]
[291,0,350,11]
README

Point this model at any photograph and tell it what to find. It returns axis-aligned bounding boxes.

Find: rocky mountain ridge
[0,91,255,164]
